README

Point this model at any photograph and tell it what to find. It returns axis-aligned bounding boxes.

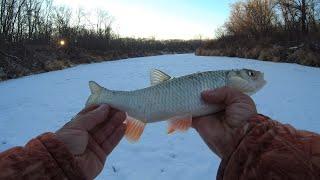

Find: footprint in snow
[169,153,176,159]
[112,165,118,173]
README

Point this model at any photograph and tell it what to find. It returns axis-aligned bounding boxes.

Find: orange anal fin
[125,116,146,143]
[167,115,192,134]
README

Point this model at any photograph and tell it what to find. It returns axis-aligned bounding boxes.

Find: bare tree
[224,0,320,38]
[276,0,320,33]
[54,6,71,39]
[225,0,277,37]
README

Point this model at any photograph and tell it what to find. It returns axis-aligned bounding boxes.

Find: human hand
[56,104,126,179]
[192,87,257,159]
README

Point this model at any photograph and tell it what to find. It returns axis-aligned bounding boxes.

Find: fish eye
[247,70,255,77]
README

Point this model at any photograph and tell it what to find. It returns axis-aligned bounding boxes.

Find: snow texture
[0,54,320,180]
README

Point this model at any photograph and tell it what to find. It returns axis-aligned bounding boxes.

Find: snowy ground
[0,54,320,179]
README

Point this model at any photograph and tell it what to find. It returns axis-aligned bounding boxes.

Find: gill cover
[227,70,265,95]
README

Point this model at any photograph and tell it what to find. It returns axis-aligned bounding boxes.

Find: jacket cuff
[216,114,271,180]
[37,132,85,180]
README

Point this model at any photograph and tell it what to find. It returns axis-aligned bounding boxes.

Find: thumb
[81,104,110,130]
[202,87,239,105]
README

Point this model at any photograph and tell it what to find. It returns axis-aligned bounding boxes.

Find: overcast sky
[53,0,235,40]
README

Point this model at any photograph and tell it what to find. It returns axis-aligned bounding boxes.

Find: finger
[102,124,126,154]
[87,136,107,164]
[192,116,210,129]
[202,87,249,106]
[192,112,223,129]
[77,104,100,115]
[81,104,110,130]
[64,105,101,128]
[88,107,123,135]
[92,111,127,144]
[203,87,256,128]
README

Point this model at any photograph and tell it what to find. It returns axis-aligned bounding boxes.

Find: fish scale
[86,69,266,142]
[122,70,227,122]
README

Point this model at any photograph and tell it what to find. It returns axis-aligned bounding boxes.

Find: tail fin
[86,81,104,107]
[89,81,103,94]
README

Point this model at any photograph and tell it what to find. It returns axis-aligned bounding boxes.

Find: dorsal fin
[89,81,103,94]
[150,69,171,86]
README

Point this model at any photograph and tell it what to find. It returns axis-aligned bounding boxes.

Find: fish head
[227,69,266,95]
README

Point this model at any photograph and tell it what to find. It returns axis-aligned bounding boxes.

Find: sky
[53,0,236,40]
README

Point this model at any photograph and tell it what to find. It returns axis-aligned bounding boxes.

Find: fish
[85,69,266,142]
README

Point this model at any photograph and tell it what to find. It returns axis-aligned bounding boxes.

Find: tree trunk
[301,0,307,33]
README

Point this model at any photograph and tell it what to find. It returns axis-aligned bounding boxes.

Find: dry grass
[196,36,320,67]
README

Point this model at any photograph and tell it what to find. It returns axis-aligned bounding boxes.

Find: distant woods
[0,0,201,80]
[0,0,200,52]
[220,0,320,39]
[198,0,320,67]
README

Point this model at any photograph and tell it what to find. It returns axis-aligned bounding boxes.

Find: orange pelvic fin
[167,114,192,134]
[125,116,146,142]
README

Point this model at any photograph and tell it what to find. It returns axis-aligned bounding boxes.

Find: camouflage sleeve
[217,115,320,180]
[0,132,85,180]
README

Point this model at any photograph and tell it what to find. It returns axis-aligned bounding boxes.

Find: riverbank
[195,37,320,67]
[0,44,194,81]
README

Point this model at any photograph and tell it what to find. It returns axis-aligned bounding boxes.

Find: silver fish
[86,69,266,142]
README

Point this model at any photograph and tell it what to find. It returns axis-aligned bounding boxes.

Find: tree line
[0,0,201,52]
[218,0,320,40]
[196,0,320,67]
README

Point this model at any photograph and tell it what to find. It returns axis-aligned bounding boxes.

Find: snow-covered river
[1,54,319,180]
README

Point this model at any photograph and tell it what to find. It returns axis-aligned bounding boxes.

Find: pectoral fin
[125,116,146,142]
[167,114,192,134]
[150,69,171,86]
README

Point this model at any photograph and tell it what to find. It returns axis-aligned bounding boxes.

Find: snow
[0,54,320,179]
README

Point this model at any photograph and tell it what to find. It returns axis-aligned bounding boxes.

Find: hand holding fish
[192,87,257,158]
[56,104,126,179]
[1,69,320,179]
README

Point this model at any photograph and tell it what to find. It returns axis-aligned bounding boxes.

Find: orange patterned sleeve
[217,115,320,180]
[0,133,85,180]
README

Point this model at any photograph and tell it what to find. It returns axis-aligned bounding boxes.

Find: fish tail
[89,81,103,94]
[85,81,109,106]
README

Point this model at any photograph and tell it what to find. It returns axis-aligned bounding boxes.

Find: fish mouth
[259,79,267,88]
